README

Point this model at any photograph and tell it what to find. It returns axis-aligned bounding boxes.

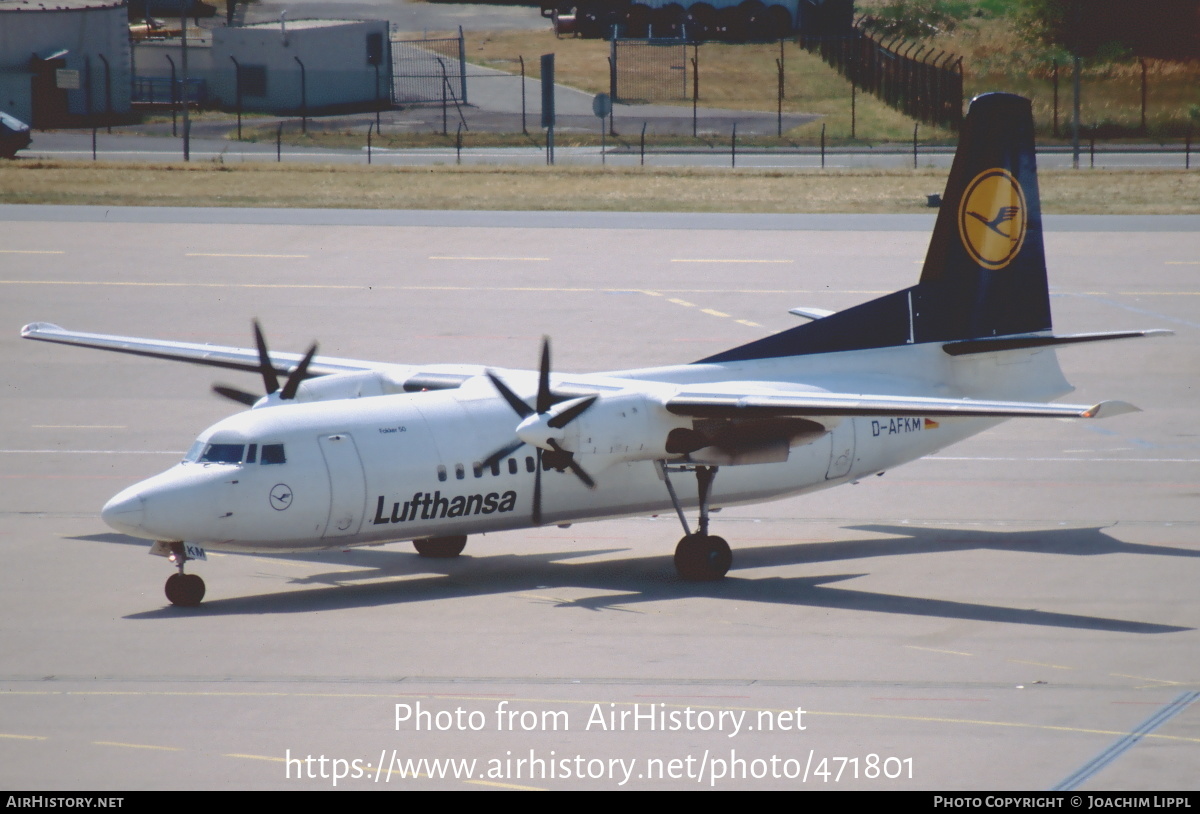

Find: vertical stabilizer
[698,93,1051,365]
[916,92,1051,339]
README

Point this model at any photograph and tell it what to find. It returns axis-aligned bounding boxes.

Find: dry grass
[1,160,1196,214]
[410,28,955,143]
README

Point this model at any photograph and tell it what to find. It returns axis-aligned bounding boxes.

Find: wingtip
[21,321,63,338]
[1084,400,1141,419]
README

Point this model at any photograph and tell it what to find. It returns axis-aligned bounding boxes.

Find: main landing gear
[413,535,468,558]
[160,542,205,607]
[659,463,732,581]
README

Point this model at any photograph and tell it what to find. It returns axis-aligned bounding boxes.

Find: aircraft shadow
[117,524,1191,634]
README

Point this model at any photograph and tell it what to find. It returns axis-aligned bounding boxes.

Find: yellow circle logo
[957,168,1027,270]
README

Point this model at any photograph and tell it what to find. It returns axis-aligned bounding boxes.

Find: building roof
[0,0,124,10]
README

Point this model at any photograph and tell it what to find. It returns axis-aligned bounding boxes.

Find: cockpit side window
[261,444,286,465]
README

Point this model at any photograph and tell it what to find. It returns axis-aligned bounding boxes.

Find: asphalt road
[1,206,1197,790]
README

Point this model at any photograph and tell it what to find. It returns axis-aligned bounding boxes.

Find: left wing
[666,387,1139,422]
[20,322,474,393]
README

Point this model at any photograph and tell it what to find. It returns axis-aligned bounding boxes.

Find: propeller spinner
[482,338,597,525]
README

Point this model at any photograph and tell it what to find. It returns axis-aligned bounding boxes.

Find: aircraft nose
[101,488,146,537]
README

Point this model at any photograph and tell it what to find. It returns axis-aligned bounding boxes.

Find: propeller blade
[280,342,318,401]
[547,439,596,489]
[547,395,597,430]
[212,384,260,406]
[536,336,553,415]
[486,371,534,419]
[253,320,280,395]
[531,449,543,527]
[482,438,525,471]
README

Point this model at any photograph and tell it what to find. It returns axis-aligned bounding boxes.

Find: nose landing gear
[153,541,207,606]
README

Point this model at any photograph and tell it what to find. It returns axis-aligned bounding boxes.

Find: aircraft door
[318,433,367,538]
[825,418,856,480]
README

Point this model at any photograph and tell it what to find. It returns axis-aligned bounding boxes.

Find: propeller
[483,337,597,526]
[212,320,318,406]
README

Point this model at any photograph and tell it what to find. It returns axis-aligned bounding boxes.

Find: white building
[134,18,392,113]
[0,0,131,126]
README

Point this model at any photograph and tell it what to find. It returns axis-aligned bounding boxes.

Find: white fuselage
[100,341,1073,553]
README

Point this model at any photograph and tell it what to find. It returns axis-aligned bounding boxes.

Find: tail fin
[699,93,1051,365]
[916,92,1050,339]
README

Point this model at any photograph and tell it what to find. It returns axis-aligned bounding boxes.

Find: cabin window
[261,444,286,465]
[454,463,464,480]
[508,458,517,475]
[437,465,447,482]
[525,456,535,473]
[490,461,501,476]
[472,462,483,478]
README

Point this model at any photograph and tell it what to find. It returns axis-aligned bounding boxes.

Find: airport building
[133,19,392,114]
[0,0,132,126]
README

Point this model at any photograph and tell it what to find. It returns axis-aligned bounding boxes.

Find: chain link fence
[611,37,689,103]
[391,32,467,105]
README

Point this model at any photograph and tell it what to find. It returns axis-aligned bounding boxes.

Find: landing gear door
[318,433,367,539]
[825,418,856,480]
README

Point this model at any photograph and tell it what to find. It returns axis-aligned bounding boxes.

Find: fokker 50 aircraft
[23,94,1167,607]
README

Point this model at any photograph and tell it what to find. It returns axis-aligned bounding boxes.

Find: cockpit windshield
[183,441,286,465]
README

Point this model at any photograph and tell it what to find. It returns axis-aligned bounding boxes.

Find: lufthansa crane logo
[269,483,293,511]
[958,168,1027,270]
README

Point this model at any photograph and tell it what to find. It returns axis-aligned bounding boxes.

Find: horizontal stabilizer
[943,329,1173,356]
[788,307,836,321]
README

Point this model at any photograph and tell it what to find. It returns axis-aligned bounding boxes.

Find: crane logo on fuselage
[269,483,293,511]
[372,490,519,525]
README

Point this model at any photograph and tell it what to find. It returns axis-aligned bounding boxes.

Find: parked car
[0,112,32,159]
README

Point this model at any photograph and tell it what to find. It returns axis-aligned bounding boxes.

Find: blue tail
[700,93,1050,365]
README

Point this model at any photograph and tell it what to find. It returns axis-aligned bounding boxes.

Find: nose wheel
[165,572,206,607]
[156,541,206,606]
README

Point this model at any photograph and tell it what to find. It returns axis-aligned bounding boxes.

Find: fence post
[456,122,462,165]
[1052,58,1059,138]
[820,122,825,168]
[367,124,372,164]
[691,54,698,138]
[1187,124,1192,170]
[731,122,736,168]
[1140,58,1147,134]
[98,54,112,133]
[776,57,783,137]
[276,122,282,162]
[165,54,177,137]
[458,26,468,105]
[520,56,527,135]
[294,56,307,133]
[1090,122,1095,169]
[230,55,242,140]
[640,120,646,166]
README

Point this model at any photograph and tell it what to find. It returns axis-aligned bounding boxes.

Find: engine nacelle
[291,370,407,403]
[556,392,693,466]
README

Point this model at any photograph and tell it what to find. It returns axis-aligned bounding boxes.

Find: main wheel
[165,572,205,606]
[674,533,732,581]
[413,535,467,558]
